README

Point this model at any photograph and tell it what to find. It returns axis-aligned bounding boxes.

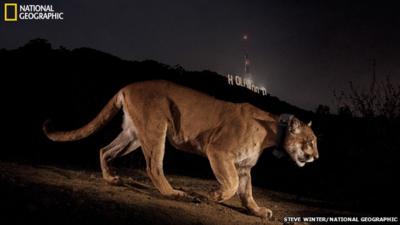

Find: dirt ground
[0,161,354,225]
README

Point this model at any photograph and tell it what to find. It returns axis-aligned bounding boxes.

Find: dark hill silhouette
[1,39,399,218]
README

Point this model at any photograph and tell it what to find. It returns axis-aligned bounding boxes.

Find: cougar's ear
[307,121,312,127]
[289,118,301,134]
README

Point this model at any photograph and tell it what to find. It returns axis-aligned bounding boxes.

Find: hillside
[0,161,354,225]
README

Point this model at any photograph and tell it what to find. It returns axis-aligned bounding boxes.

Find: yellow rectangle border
[4,3,18,21]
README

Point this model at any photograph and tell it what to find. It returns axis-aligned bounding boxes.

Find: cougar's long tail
[43,91,124,142]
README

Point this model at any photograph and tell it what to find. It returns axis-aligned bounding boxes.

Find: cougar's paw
[104,175,123,186]
[165,189,188,199]
[165,190,203,203]
[252,207,273,220]
[209,189,236,203]
[209,190,225,202]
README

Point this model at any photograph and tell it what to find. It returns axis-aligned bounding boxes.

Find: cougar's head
[283,118,319,167]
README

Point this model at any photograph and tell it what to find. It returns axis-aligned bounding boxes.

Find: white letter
[235,76,242,86]
[227,74,234,85]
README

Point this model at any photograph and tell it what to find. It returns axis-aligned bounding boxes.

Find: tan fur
[43,80,318,219]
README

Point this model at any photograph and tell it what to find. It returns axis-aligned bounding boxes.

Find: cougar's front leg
[207,149,239,202]
[238,167,273,220]
[141,121,187,198]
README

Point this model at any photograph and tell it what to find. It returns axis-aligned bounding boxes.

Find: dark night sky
[1,0,399,110]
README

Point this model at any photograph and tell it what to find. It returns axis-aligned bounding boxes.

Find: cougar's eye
[303,139,312,146]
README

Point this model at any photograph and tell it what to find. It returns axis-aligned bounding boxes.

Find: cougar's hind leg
[100,129,140,185]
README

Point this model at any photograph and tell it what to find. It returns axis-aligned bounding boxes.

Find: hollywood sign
[226,74,268,96]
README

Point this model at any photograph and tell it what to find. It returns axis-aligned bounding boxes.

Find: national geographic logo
[3,3,64,22]
[4,3,17,21]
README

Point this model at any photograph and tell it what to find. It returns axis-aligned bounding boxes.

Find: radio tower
[242,34,252,80]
